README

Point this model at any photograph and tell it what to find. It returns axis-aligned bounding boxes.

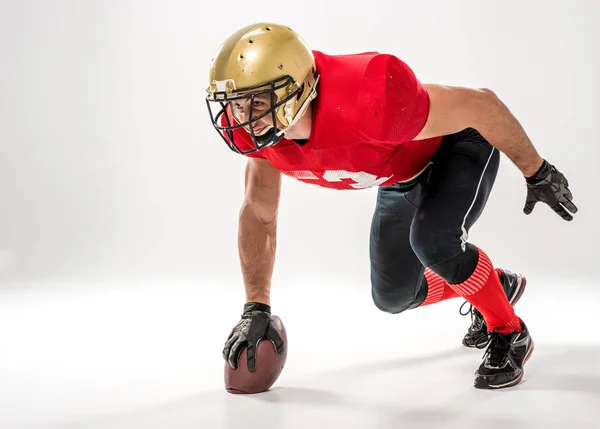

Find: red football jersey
[222,51,443,190]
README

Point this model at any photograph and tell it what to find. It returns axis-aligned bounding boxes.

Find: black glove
[222,302,285,372]
[523,159,578,221]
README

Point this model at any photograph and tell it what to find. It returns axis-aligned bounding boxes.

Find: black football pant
[370,127,500,313]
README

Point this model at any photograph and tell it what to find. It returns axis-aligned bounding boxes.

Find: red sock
[448,247,522,334]
[419,268,459,306]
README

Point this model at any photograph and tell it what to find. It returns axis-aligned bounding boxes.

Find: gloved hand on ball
[524,159,578,221]
[222,302,285,372]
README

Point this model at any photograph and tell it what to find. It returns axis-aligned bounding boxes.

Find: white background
[1,1,599,428]
[1,0,598,285]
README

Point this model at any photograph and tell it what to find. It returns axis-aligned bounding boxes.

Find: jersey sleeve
[356,54,431,142]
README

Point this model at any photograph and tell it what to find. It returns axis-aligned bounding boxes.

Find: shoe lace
[459,300,472,317]
[459,301,484,331]
[480,331,512,367]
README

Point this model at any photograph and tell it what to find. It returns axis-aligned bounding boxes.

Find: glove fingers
[553,203,573,221]
[565,187,573,200]
[245,320,270,372]
[246,340,258,372]
[267,324,285,355]
[523,198,537,215]
[222,332,238,360]
[524,161,576,221]
[562,197,578,214]
[228,335,247,370]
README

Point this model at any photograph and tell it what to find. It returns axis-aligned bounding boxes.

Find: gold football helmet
[206,23,319,154]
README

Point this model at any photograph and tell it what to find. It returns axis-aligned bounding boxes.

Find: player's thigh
[369,180,428,313]
[410,128,500,273]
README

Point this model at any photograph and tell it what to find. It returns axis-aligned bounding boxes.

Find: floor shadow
[283,342,600,398]
[43,343,600,429]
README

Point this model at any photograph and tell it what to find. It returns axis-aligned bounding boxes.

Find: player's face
[229,94,283,136]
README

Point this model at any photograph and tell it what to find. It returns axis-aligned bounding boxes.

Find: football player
[206,23,577,389]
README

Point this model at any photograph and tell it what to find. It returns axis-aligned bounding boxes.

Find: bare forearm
[238,202,277,305]
[418,84,545,177]
[474,89,544,177]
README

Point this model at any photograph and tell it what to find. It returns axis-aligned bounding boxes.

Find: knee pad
[370,274,426,314]
[371,289,414,314]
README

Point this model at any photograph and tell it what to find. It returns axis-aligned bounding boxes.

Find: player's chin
[259,127,278,137]
[244,125,272,136]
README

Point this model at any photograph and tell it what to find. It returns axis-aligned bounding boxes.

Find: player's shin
[429,244,522,334]
[417,268,459,306]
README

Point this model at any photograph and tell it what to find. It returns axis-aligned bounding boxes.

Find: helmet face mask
[206,74,302,154]
[205,23,318,155]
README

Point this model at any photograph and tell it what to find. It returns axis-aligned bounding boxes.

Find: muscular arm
[414,84,544,177]
[238,157,282,306]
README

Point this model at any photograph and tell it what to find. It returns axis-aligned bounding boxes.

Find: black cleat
[461,269,527,348]
[474,321,534,389]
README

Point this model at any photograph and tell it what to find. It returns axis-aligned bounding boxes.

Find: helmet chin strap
[256,126,285,147]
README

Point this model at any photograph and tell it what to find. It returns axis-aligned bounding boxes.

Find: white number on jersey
[287,170,393,189]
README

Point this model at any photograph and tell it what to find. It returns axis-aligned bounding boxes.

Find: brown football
[224,315,287,394]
